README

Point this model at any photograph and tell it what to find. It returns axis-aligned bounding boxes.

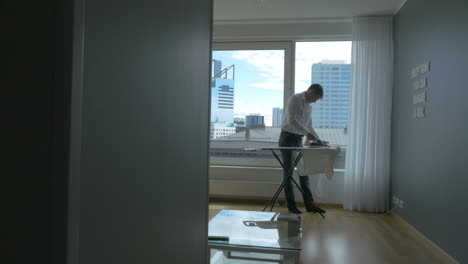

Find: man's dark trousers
[278,131,315,211]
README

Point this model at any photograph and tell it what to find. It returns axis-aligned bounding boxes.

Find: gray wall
[72,0,212,264]
[7,1,74,264]
[6,0,212,263]
[392,0,468,262]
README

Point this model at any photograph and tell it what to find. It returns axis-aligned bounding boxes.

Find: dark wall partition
[8,0,212,264]
[75,1,213,263]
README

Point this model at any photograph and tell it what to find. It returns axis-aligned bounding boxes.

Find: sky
[212,41,351,126]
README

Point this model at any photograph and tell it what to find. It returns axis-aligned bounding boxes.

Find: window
[295,41,352,170]
[209,41,351,170]
[210,42,293,167]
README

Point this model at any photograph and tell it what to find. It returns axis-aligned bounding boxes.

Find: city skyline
[212,50,283,127]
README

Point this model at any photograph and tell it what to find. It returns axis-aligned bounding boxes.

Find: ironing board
[245,147,331,218]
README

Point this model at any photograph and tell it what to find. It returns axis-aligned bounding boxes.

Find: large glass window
[295,41,352,169]
[209,41,351,169]
[210,42,293,167]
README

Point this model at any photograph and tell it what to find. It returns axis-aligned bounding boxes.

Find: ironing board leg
[263,151,303,212]
[263,150,325,218]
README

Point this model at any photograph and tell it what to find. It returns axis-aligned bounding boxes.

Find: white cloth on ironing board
[296,147,340,180]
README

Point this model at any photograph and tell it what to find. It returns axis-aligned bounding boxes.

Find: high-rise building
[212,59,222,76]
[311,60,351,128]
[211,60,235,124]
[272,107,283,127]
[233,117,245,127]
[210,122,236,139]
[246,115,264,128]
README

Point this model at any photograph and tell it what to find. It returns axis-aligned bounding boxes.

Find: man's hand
[317,139,330,147]
[306,133,317,141]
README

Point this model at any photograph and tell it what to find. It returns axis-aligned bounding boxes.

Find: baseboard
[209,196,276,204]
[209,195,343,209]
[392,213,459,264]
[209,180,286,200]
[208,179,344,204]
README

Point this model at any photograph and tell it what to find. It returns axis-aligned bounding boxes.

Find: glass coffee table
[208,210,301,264]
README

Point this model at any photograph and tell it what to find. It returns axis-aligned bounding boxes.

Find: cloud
[228,42,351,93]
[231,50,284,80]
[295,60,313,88]
[233,101,260,116]
[295,42,352,63]
[295,80,311,93]
[249,81,283,91]
[294,41,352,92]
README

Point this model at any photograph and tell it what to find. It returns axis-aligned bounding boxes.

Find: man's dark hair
[307,83,324,97]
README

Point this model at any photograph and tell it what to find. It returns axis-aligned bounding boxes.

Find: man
[279,83,326,214]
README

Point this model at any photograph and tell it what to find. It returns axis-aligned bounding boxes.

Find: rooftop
[210,127,347,150]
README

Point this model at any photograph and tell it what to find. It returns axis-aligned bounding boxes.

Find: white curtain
[344,17,393,212]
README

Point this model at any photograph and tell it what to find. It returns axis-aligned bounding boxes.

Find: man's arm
[306,133,317,141]
[287,96,319,139]
[305,118,328,146]
[304,114,319,141]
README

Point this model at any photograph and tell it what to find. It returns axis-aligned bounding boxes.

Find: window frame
[209,42,295,168]
[212,41,295,109]
[209,40,351,172]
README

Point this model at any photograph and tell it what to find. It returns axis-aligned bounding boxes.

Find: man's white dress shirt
[281,92,319,139]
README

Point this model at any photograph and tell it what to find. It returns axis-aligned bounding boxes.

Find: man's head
[305,83,324,103]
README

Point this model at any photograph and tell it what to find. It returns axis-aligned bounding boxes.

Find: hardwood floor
[208,200,457,264]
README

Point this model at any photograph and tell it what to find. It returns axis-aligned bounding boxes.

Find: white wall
[213,18,352,42]
[210,167,344,204]
[213,0,406,21]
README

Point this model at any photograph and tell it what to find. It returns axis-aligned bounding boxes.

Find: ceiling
[213,0,407,21]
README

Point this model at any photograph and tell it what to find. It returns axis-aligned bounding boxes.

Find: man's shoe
[288,207,302,214]
[306,205,326,214]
